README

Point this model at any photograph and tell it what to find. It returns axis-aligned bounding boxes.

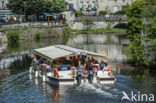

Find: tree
[126,0,146,41]
[7,0,66,20]
[126,0,149,66]
[83,18,95,30]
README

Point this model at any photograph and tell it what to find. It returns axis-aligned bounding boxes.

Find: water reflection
[67,34,129,63]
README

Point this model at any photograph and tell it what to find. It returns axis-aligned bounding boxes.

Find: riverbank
[64,26,126,34]
[0,26,64,40]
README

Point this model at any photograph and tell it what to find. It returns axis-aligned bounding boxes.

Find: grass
[70,28,126,33]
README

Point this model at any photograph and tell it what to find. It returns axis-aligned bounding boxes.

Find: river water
[0,33,156,103]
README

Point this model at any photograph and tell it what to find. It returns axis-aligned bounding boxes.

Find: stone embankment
[0,31,8,43]
[0,26,64,40]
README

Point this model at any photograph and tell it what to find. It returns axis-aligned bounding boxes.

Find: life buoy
[54,68,59,78]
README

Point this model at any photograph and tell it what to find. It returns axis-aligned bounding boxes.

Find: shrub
[35,32,41,40]
[7,31,20,45]
[99,11,107,15]
[75,10,83,17]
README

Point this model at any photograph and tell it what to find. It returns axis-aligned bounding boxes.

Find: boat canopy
[34,46,73,60]
[33,45,108,60]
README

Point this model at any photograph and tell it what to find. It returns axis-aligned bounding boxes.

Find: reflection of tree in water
[8,54,32,74]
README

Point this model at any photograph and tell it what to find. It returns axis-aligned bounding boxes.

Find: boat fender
[35,70,39,77]
[29,67,33,73]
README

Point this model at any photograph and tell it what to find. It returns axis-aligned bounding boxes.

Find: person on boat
[103,62,112,76]
[76,68,82,84]
[88,67,94,84]
[84,58,92,71]
[103,62,109,71]
[46,62,51,71]
[100,60,105,70]
[53,66,59,78]
[41,61,47,67]
[91,57,95,63]
[70,63,77,70]
[108,65,112,76]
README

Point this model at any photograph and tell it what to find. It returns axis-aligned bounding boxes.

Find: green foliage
[7,31,20,46]
[35,32,41,40]
[126,0,149,66]
[63,26,72,44]
[75,10,83,17]
[83,18,95,30]
[99,11,107,15]
[7,0,66,16]
[128,35,149,66]
[126,0,146,40]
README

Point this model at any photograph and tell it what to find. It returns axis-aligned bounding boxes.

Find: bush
[35,32,41,40]
[7,31,20,45]
[99,11,107,15]
[114,23,127,29]
[75,10,83,17]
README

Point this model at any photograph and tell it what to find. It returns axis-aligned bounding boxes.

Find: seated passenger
[70,63,77,70]
[58,64,68,71]
[103,62,109,71]
[100,60,105,70]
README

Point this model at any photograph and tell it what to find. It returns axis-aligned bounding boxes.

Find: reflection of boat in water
[53,87,60,100]
[30,45,116,85]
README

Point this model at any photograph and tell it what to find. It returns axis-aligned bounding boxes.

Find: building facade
[65,0,135,15]
[0,0,8,10]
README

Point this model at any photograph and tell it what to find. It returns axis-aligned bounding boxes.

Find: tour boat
[29,45,116,85]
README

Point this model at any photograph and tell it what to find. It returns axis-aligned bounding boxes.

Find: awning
[55,45,86,55]
[34,46,73,60]
[0,10,13,15]
[55,45,108,59]
[42,12,61,17]
[42,12,53,16]
[86,51,108,59]
[33,45,108,60]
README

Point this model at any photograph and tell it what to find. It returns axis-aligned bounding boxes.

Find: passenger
[103,62,109,71]
[91,57,95,63]
[53,66,59,78]
[76,68,82,84]
[88,67,94,84]
[41,61,47,67]
[100,60,105,70]
[84,58,92,71]
[46,62,51,71]
[108,65,112,76]
[70,63,77,70]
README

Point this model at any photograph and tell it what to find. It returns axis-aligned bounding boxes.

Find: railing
[0,21,67,26]
[74,15,127,22]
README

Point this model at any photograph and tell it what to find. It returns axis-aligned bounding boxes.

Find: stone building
[0,0,8,10]
[65,0,135,15]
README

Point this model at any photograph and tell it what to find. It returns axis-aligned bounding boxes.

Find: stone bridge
[70,16,127,29]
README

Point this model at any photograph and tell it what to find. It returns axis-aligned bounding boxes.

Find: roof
[33,45,108,60]
[55,45,86,55]
[0,10,13,15]
[42,12,61,16]
[34,46,73,60]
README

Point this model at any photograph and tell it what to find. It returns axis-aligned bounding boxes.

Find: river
[0,33,156,103]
